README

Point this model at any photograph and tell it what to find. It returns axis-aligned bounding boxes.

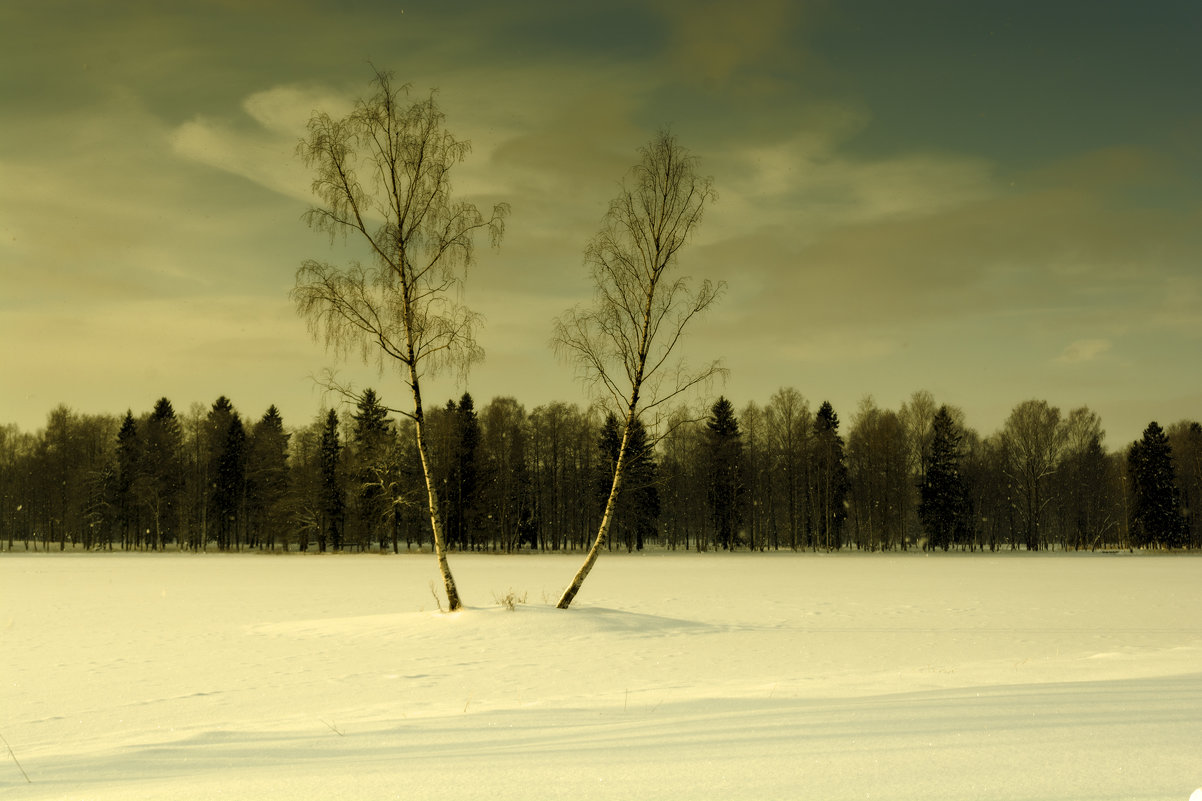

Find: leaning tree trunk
[557,423,633,609]
[410,378,463,611]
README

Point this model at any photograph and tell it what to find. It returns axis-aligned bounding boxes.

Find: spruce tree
[1173,422,1202,549]
[214,413,247,551]
[319,409,344,552]
[1128,421,1185,548]
[247,406,290,550]
[352,390,391,550]
[596,413,659,551]
[811,401,849,551]
[596,412,623,521]
[204,396,236,549]
[706,397,744,550]
[622,416,659,552]
[450,393,481,550]
[114,411,141,550]
[919,405,968,551]
[142,398,183,550]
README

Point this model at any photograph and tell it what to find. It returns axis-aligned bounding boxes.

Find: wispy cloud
[1055,339,1113,364]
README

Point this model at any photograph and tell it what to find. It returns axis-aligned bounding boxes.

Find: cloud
[704,144,1202,336]
[707,124,997,247]
[241,84,353,135]
[170,107,313,203]
[1055,339,1112,364]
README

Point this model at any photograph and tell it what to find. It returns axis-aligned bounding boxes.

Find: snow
[2,551,1201,800]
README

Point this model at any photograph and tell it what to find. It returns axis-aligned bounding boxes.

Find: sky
[2,0,1200,446]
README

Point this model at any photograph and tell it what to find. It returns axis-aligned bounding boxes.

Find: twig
[0,731,31,783]
[429,581,446,613]
[319,718,344,737]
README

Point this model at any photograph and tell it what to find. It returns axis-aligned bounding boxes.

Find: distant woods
[1,390,1200,553]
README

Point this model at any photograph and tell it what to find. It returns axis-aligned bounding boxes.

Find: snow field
[2,551,1201,800]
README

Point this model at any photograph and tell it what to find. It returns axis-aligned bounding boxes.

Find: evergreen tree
[114,411,141,549]
[142,398,184,550]
[1168,421,1202,550]
[1128,421,1185,548]
[919,405,968,551]
[596,413,659,551]
[448,393,481,549]
[811,401,849,550]
[706,397,744,549]
[319,409,345,552]
[204,396,236,549]
[1183,422,1202,549]
[623,416,659,551]
[352,390,391,550]
[596,412,622,518]
[214,413,247,551]
[246,406,290,550]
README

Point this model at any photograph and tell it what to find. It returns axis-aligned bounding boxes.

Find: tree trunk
[557,424,632,609]
[411,385,463,612]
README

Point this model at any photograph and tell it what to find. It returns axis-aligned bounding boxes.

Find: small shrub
[492,589,527,611]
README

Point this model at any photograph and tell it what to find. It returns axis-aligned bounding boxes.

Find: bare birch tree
[554,130,721,608]
[1001,399,1065,551]
[291,69,508,610]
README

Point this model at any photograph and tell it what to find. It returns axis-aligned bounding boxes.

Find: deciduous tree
[1001,399,1064,550]
[847,398,908,551]
[765,388,811,550]
[554,130,721,607]
[292,69,508,608]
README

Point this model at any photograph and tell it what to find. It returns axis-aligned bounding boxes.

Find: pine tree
[319,409,344,552]
[706,397,744,550]
[811,401,849,551]
[919,405,968,551]
[1128,421,1185,548]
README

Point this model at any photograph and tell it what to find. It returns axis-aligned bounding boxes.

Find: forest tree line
[1,388,1199,553]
